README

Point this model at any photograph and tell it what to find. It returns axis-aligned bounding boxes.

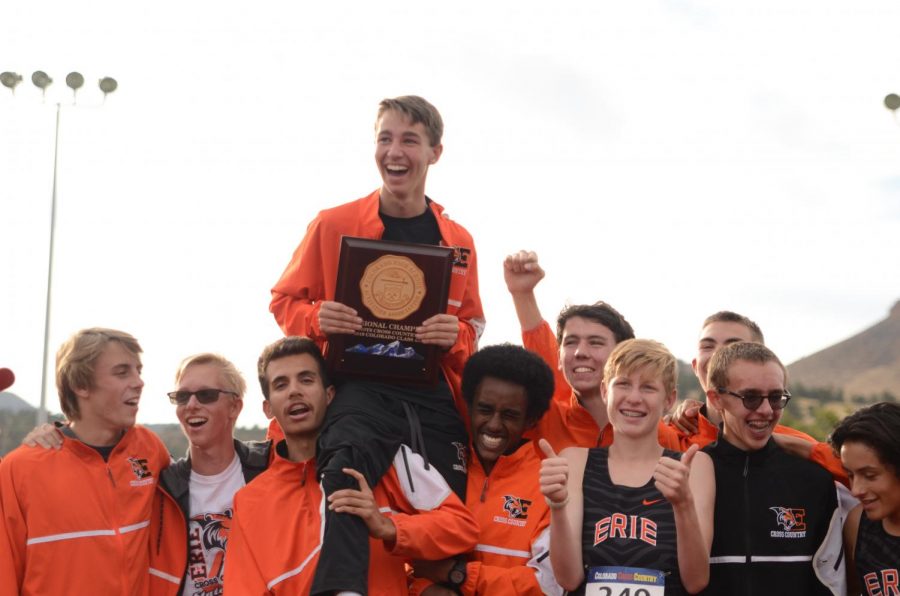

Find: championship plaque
[328,237,454,384]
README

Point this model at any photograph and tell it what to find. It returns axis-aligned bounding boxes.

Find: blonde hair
[56,328,142,420]
[603,338,678,396]
[707,341,786,391]
[174,353,246,398]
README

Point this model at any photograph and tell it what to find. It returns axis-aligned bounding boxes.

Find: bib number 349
[586,566,665,596]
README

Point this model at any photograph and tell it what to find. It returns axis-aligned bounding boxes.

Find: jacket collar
[711,433,778,463]
[159,439,272,505]
[471,438,536,478]
[362,189,450,240]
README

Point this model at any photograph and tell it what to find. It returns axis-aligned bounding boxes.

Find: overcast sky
[2,0,898,429]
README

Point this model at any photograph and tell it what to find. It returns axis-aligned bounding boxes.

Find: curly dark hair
[829,402,900,476]
[462,344,554,423]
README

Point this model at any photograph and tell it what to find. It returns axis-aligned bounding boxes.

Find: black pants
[310,379,469,595]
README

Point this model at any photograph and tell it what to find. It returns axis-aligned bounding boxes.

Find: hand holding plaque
[328,237,453,385]
[415,313,459,349]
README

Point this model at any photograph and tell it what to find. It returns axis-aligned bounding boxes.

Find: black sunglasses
[167,388,238,406]
[716,387,791,411]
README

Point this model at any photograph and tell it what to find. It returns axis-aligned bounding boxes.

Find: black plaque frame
[327,237,453,385]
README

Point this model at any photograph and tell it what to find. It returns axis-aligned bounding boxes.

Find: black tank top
[575,447,686,596]
[855,512,900,594]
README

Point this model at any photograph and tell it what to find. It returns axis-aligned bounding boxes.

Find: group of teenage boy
[0,95,897,596]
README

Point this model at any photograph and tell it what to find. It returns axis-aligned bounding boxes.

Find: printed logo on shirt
[127,457,154,486]
[503,495,532,519]
[451,246,471,270]
[492,495,531,528]
[452,441,467,474]
[769,506,807,538]
[863,569,899,595]
[593,513,658,547]
[185,509,232,596]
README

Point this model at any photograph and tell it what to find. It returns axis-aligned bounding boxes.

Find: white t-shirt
[181,453,245,596]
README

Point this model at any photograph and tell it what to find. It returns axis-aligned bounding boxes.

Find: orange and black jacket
[269,189,485,419]
[521,319,682,452]
[459,439,562,595]
[148,439,271,595]
[223,442,479,595]
[701,436,841,596]
[0,426,170,595]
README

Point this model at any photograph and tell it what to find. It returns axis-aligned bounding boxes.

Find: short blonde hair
[56,328,142,420]
[603,338,678,396]
[174,353,246,398]
[707,342,786,391]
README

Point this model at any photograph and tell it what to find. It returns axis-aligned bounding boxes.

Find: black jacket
[701,437,837,596]
[158,439,271,518]
[153,439,271,592]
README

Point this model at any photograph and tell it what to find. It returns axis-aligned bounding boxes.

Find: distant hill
[788,300,900,399]
[0,392,36,414]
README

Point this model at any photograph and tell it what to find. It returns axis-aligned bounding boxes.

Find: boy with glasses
[701,341,844,595]
[148,353,271,595]
[668,311,847,483]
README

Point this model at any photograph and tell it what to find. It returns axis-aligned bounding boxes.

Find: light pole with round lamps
[885,93,900,113]
[2,70,118,426]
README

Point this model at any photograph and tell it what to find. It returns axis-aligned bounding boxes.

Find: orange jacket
[522,320,682,452]
[224,443,479,595]
[269,190,485,417]
[459,440,562,595]
[671,410,849,485]
[0,426,170,595]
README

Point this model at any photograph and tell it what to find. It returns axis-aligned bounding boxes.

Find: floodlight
[66,72,84,91]
[1,71,22,92]
[98,77,117,95]
[885,94,900,112]
[31,71,53,90]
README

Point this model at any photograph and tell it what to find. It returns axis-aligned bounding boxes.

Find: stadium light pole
[2,70,118,426]
[886,93,900,121]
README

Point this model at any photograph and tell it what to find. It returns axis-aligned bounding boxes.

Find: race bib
[586,566,665,596]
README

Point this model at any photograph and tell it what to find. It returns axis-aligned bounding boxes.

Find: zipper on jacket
[742,454,752,596]
[107,465,117,487]
[480,477,489,503]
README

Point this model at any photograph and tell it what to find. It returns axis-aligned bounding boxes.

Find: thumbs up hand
[539,438,569,508]
[653,443,699,508]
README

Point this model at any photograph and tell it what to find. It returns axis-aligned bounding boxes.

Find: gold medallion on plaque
[359,255,427,320]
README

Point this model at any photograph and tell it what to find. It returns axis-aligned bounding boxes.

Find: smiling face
[175,363,242,451]
[74,341,144,437]
[709,359,785,452]
[841,440,900,524]
[558,316,618,398]
[470,377,532,474]
[692,321,757,391]
[263,353,334,439]
[602,367,675,439]
[374,109,442,214]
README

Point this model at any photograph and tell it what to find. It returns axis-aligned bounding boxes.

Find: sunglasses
[716,387,792,411]
[167,388,238,406]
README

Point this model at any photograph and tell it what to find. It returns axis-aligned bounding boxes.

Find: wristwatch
[447,557,467,591]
